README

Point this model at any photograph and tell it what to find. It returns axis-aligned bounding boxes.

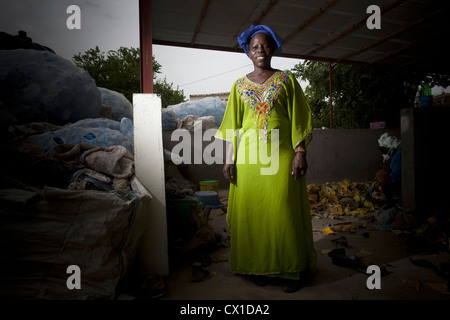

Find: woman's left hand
[291,151,308,181]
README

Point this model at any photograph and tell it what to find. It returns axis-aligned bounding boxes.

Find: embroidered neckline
[245,70,278,85]
[237,70,289,142]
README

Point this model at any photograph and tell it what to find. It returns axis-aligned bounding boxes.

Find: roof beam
[253,0,279,25]
[369,43,414,65]
[191,0,211,46]
[304,0,405,58]
[338,6,447,62]
[368,37,436,66]
[153,38,371,66]
[283,0,339,44]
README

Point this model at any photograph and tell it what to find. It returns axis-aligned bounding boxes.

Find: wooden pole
[139,0,153,93]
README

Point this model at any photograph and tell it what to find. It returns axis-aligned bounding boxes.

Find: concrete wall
[401,107,450,216]
[162,128,400,189]
[306,128,400,184]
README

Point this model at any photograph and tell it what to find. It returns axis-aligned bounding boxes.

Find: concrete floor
[157,190,450,301]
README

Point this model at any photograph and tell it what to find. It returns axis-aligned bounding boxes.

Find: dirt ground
[151,189,450,301]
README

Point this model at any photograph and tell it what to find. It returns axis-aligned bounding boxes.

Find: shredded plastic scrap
[307,179,385,220]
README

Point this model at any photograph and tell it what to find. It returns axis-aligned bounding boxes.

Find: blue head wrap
[238,25,283,57]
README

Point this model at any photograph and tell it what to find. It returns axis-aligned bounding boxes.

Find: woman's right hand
[223,163,235,183]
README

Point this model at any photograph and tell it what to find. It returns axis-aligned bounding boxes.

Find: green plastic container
[199,179,219,194]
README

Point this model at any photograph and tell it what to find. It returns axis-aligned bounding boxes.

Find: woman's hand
[223,163,235,183]
[223,141,235,183]
[291,151,308,181]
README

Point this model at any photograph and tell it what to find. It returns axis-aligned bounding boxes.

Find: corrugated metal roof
[151,0,450,72]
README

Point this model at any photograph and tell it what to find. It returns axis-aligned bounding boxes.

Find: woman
[215,25,316,293]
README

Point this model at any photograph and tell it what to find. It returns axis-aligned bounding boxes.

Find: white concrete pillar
[133,93,169,277]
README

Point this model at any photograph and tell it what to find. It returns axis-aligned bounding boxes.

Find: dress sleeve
[215,81,243,160]
[285,72,313,149]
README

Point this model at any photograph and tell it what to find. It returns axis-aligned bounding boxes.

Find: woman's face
[248,33,274,69]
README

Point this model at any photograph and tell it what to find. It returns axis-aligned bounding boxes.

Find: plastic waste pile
[378,132,401,150]
[165,97,226,129]
[0,41,137,194]
[27,117,134,155]
[309,179,422,236]
[98,87,133,120]
[307,179,384,220]
[0,36,150,300]
[378,132,401,163]
[162,109,178,131]
[0,49,102,125]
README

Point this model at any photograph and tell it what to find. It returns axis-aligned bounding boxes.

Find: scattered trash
[354,248,371,259]
[434,262,450,281]
[327,248,367,274]
[407,279,422,291]
[191,262,211,282]
[218,198,228,215]
[406,211,450,254]
[410,258,450,292]
[218,231,230,248]
[415,280,423,291]
[182,206,218,252]
[331,236,348,248]
[210,253,228,263]
[327,237,390,277]
[428,282,449,295]
[320,227,335,235]
[340,197,359,210]
[374,207,417,231]
[308,179,385,220]
[410,258,434,269]
[194,191,225,209]
[330,221,361,233]
[138,273,168,299]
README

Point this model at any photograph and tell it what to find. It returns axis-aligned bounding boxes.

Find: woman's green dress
[215,70,316,280]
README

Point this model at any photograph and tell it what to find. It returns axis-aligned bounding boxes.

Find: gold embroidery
[237,71,289,142]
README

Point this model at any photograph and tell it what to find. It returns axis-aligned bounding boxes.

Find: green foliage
[72,46,185,107]
[154,77,186,108]
[292,61,450,129]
